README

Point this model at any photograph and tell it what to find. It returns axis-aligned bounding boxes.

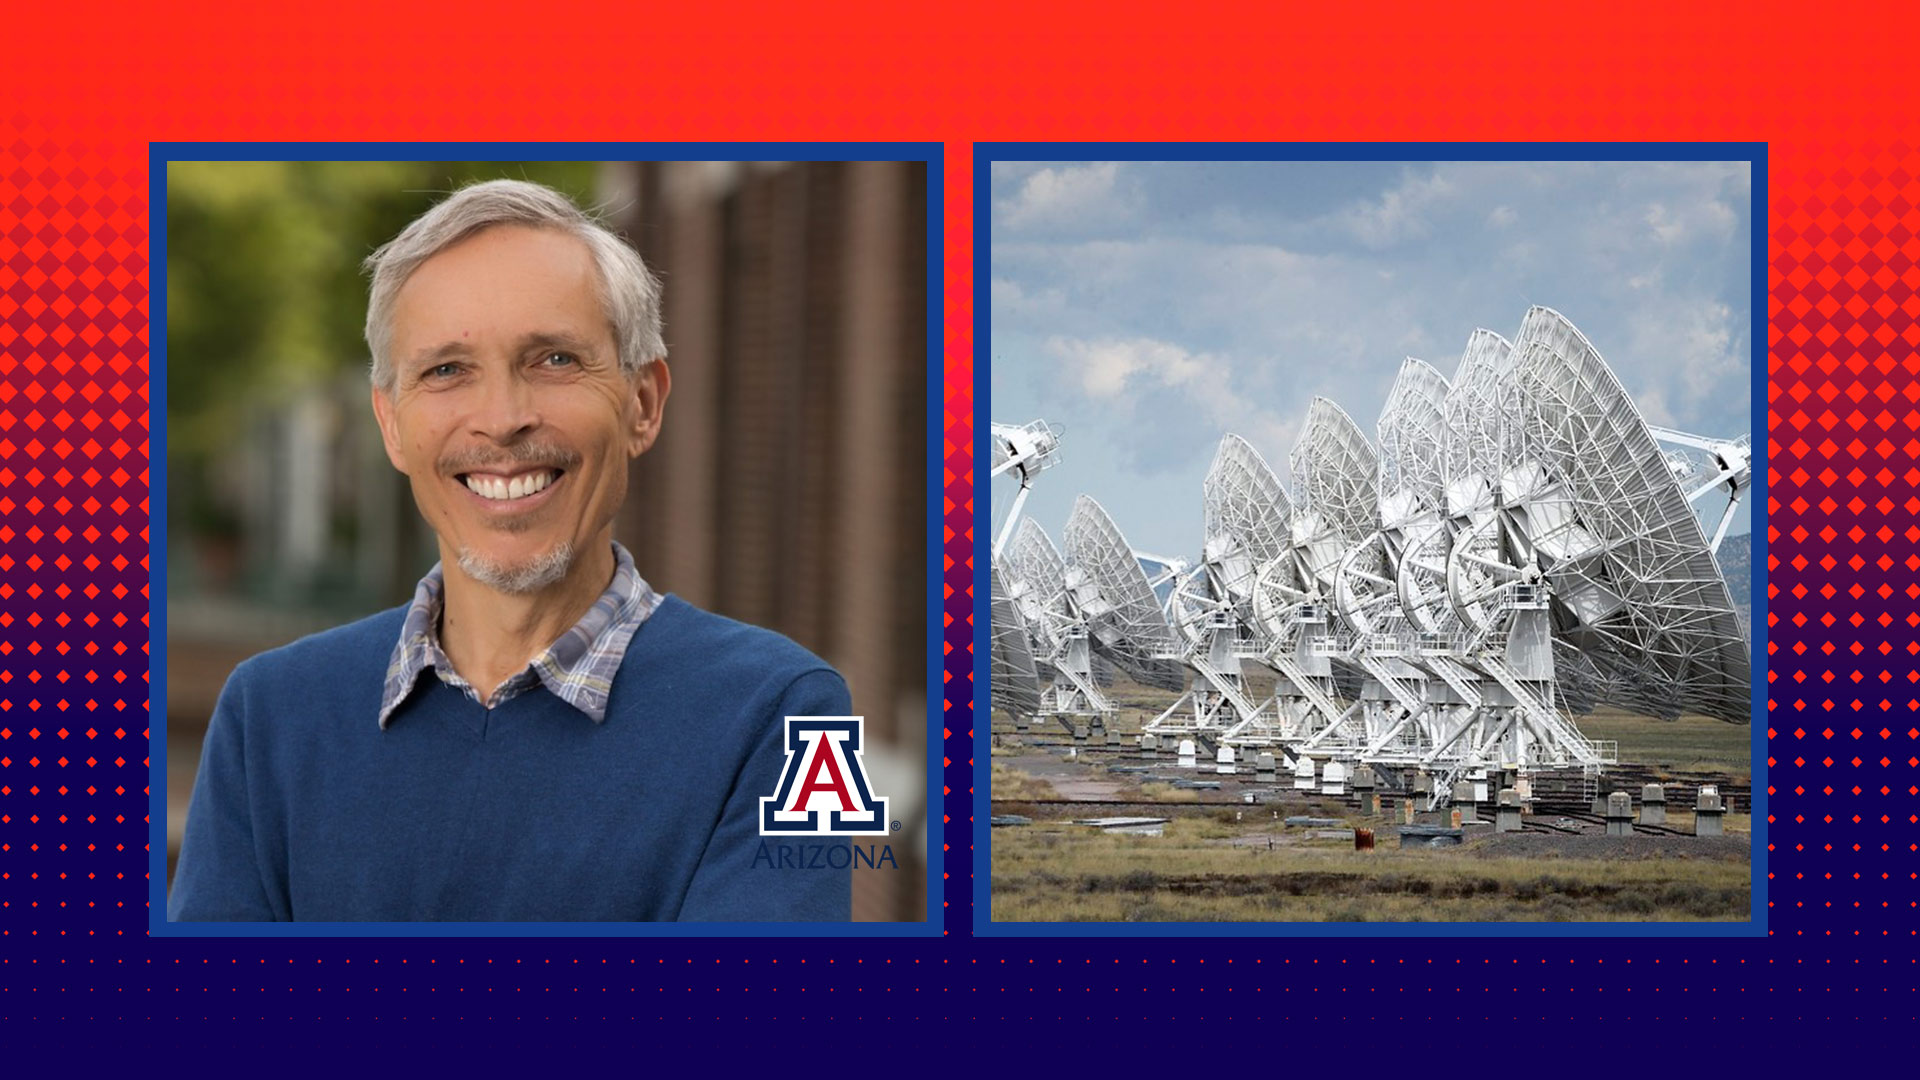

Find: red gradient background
[2,1,1916,1024]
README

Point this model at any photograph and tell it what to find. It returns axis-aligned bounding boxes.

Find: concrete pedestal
[1353,765,1376,798]
[1294,757,1317,791]
[1452,782,1478,824]
[1495,788,1522,833]
[1321,760,1348,797]
[1639,784,1666,827]
[1695,789,1725,837]
[1605,791,1634,836]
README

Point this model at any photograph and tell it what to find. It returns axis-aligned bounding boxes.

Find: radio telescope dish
[1136,434,1293,739]
[1290,397,1380,577]
[1376,358,1452,534]
[1442,328,1514,516]
[989,567,1043,717]
[1064,495,1185,692]
[1203,433,1294,622]
[1501,306,1749,723]
[990,420,1063,560]
[1002,516,1116,726]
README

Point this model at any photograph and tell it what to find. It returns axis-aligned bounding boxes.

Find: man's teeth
[463,470,555,501]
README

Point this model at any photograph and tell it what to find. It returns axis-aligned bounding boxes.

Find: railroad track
[990,797,1248,809]
[996,736,1750,812]
[1526,804,1695,837]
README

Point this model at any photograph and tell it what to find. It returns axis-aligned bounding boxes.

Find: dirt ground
[988,699,1753,923]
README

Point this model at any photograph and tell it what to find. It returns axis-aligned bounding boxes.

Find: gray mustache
[439,443,582,475]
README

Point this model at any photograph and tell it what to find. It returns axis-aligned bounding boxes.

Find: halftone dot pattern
[0,127,153,943]
[0,12,1918,1022]
[943,146,976,938]
[1767,142,1920,939]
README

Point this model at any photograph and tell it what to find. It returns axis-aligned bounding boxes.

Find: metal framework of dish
[1335,309,1746,801]
[988,418,1093,727]
[1063,495,1186,695]
[987,308,1751,808]
[989,419,1062,561]
[1256,398,1383,760]
[1142,435,1288,738]
[998,516,1121,727]
[1493,307,1749,724]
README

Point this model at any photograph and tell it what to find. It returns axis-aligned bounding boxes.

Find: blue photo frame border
[148,141,946,938]
[971,141,1769,938]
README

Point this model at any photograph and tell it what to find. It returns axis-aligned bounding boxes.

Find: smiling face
[371,224,668,595]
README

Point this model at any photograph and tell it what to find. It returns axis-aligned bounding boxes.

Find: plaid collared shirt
[378,542,663,728]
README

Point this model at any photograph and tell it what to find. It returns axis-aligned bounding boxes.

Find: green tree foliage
[165,160,600,532]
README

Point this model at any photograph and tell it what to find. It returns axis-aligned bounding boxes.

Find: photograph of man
[168,177,868,922]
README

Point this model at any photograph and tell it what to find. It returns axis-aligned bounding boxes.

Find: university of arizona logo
[760,716,889,836]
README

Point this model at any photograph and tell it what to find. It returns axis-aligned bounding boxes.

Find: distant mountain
[1716,531,1753,630]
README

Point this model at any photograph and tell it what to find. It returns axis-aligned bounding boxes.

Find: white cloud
[1623,301,1743,427]
[990,277,1068,324]
[1043,335,1303,474]
[989,160,1752,553]
[1643,192,1737,246]
[1048,336,1205,397]
[1331,170,1455,249]
[997,162,1138,232]
[1634,385,1677,428]
[1644,203,1684,244]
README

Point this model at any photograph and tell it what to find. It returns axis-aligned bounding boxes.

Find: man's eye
[425,362,462,380]
[541,352,578,368]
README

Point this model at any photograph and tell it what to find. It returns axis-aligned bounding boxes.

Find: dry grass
[990,821,1749,923]
[1137,782,1201,803]
[1547,708,1752,781]
[989,764,1057,802]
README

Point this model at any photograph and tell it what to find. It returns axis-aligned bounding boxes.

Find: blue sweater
[168,595,852,922]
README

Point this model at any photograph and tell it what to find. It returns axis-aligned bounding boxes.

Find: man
[168,179,852,922]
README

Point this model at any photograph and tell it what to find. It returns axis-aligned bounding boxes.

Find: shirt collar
[378,542,662,728]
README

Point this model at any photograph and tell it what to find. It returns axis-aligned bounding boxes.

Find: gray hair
[363,178,665,392]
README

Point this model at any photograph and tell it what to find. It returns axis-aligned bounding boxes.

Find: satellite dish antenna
[989,566,1044,717]
[1063,495,1186,694]
[1000,516,1117,731]
[989,420,1062,560]
[1226,399,1375,765]
[1645,426,1752,555]
[1496,306,1750,725]
[1139,435,1291,740]
[1203,434,1294,624]
[1327,359,1454,766]
[1284,397,1382,756]
[1398,330,1513,636]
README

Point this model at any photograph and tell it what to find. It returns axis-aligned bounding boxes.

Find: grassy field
[991,818,1750,922]
[1570,708,1753,780]
[989,675,1753,922]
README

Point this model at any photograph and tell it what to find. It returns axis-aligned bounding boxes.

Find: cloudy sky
[987,159,1754,559]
